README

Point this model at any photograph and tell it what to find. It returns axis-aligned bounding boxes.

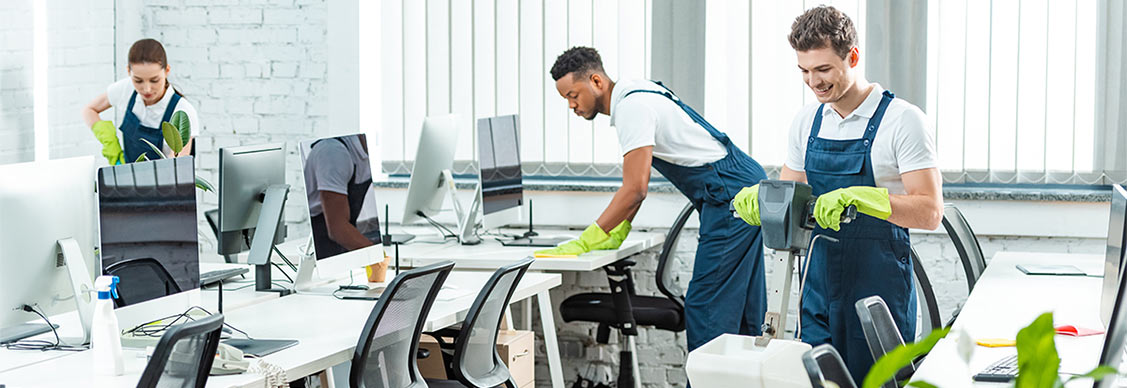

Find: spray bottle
[92,275,123,376]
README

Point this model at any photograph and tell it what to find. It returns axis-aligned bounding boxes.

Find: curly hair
[550,46,605,81]
[788,6,857,59]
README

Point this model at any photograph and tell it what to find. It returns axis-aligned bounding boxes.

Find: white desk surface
[0,270,561,388]
[392,228,666,272]
[0,263,275,375]
[911,251,1108,387]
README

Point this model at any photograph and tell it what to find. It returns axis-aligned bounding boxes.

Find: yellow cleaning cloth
[533,253,579,258]
[976,338,1017,347]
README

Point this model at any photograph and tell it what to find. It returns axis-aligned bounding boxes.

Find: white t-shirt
[784,84,938,195]
[609,79,729,167]
[106,77,200,133]
[304,135,372,217]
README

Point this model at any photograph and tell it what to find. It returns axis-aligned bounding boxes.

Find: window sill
[374,178,1111,202]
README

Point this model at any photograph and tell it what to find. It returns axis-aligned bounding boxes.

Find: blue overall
[800,90,917,382]
[120,90,181,163]
[622,81,768,351]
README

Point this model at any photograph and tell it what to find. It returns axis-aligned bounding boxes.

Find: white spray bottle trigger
[94,275,119,300]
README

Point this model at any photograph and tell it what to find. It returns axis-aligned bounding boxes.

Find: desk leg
[522,298,533,330]
[536,290,565,388]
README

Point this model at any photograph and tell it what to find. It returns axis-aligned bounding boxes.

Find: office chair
[559,202,693,388]
[802,344,857,388]
[137,314,225,388]
[855,296,913,388]
[104,257,182,308]
[350,261,455,388]
[911,248,943,339]
[424,258,534,388]
[941,204,987,290]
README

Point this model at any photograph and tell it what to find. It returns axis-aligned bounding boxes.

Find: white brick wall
[0,0,112,165]
[47,0,115,161]
[0,1,35,165]
[128,0,330,253]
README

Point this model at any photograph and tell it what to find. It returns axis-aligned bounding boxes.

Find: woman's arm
[81,93,112,128]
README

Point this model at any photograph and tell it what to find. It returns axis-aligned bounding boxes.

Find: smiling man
[540,47,770,354]
[731,5,942,382]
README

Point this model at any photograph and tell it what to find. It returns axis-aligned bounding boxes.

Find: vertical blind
[363,0,652,177]
[703,0,866,173]
[927,0,1098,184]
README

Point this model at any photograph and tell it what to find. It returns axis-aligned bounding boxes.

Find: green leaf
[862,327,951,388]
[194,175,214,192]
[1015,312,1061,388]
[1065,365,1119,383]
[906,381,940,388]
[161,121,183,154]
[135,153,148,163]
[169,111,191,147]
[140,138,165,160]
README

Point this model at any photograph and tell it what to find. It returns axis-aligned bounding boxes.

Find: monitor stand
[59,237,95,345]
[440,169,482,245]
[247,184,294,296]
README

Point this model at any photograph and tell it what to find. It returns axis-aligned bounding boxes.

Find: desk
[911,252,1107,387]
[392,228,664,388]
[394,229,665,272]
[0,271,561,388]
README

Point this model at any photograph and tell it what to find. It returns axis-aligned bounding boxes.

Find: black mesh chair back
[105,257,183,308]
[912,247,943,339]
[351,261,455,388]
[137,314,224,388]
[941,204,987,291]
[802,344,857,388]
[855,296,912,388]
[656,203,694,309]
[450,258,534,388]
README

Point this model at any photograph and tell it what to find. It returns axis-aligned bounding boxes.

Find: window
[927,0,1097,184]
[362,0,651,178]
[703,0,866,172]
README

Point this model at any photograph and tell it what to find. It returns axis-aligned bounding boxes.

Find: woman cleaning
[81,38,199,164]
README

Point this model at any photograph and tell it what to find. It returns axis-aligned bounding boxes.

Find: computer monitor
[1101,184,1127,326]
[402,114,460,226]
[295,133,384,286]
[477,114,523,230]
[1095,229,1127,388]
[97,157,200,308]
[0,156,97,344]
[218,143,290,294]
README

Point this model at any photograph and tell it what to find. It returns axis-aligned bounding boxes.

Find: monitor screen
[1098,226,1127,388]
[97,157,200,307]
[1103,185,1127,325]
[477,115,523,215]
[301,133,382,260]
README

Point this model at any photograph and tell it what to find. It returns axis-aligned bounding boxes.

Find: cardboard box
[418,330,534,386]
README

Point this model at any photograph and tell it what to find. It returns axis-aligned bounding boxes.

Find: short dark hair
[550,46,605,81]
[788,6,857,59]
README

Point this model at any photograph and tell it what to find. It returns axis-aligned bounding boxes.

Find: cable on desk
[121,306,252,340]
[418,212,457,239]
[3,304,88,352]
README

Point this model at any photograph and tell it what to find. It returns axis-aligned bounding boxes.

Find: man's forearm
[595,185,645,232]
[887,193,943,230]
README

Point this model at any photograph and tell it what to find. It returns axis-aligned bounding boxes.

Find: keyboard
[200,267,250,287]
[973,354,1018,382]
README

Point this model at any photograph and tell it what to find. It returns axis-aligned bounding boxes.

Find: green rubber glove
[534,223,610,257]
[813,186,892,231]
[732,184,761,226]
[91,120,124,165]
[589,220,632,250]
